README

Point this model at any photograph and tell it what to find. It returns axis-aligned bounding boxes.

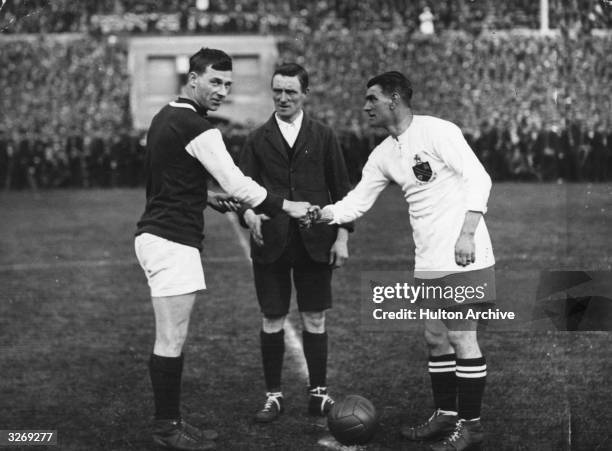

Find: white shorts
[134,233,206,297]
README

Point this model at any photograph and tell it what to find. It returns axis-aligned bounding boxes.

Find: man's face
[272,75,307,122]
[191,66,233,111]
[363,84,394,128]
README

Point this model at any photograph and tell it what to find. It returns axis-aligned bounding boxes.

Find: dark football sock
[429,353,457,412]
[149,353,184,420]
[456,356,487,420]
[261,330,285,391]
[302,330,328,388]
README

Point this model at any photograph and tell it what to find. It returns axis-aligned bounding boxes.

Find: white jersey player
[314,71,494,451]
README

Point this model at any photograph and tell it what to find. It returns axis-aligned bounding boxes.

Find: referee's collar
[174,97,207,117]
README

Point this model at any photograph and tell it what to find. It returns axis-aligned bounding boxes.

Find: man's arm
[207,190,241,213]
[186,128,309,218]
[236,134,263,228]
[432,122,492,266]
[243,208,267,246]
[324,130,355,233]
[455,210,482,266]
[322,129,353,267]
[433,122,492,214]
[320,151,390,224]
[329,227,349,268]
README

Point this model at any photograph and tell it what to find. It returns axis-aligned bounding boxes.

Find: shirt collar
[274,110,304,131]
[396,127,410,142]
[176,97,207,117]
[395,116,415,144]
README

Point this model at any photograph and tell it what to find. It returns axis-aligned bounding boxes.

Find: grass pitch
[0,183,610,450]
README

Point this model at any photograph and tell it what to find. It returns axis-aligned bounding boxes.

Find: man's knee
[152,293,195,356]
[447,330,478,349]
[155,328,188,356]
[424,328,450,352]
[301,311,326,333]
[262,315,286,333]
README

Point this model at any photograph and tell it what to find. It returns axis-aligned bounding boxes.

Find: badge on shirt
[412,154,434,183]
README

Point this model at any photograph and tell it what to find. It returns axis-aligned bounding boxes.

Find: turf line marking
[0,254,403,273]
[1,252,425,273]
[0,256,245,272]
[225,212,309,380]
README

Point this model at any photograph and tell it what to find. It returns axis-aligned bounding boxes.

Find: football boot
[152,418,216,450]
[254,391,284,423]
[308,386,335,416]
[430,418,484,451]
[400,409,457,441]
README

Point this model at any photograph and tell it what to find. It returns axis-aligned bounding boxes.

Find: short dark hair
[367,71,413,105]
[272,63,309,92]
[189,48,232,74]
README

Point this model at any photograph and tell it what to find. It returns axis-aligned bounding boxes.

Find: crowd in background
[1,1,611,189]
[0,37,130,141]
[0,131,146,190]
[2,0,611,34]
[2,115,610,191]
[282,29,612,182]
[279,29,611,137]
[0,35,134,190]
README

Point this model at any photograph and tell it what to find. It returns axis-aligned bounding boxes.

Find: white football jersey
[327,115,495,274]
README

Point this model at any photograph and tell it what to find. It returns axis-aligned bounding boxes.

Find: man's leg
[300,311,334,416]
[446,315,486,424]
[150,293,196,420]
[253,315,286,423]
[253,258,291,423]
[261,315,287,392]
[150,293,217,450]
[301,311,327,388]
[425,318,457,414]
[401,318,457,441]
[430,312,485,451]
[293,245,334,416]
[135,233,213,449]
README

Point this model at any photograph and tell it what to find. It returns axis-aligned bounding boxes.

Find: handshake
[284,202,333,228]
[208,192,332,228]
[298,205,326,228]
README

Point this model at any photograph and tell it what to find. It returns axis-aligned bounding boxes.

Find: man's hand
[318,206,334,223]
[455,211,482,266]
[282,200,311,219]
[329,233,349,268]
[299,206,321,229]
[208,191,242,213]
[455,231,475,266]
[298,205,334,229]
[244,209,269,247]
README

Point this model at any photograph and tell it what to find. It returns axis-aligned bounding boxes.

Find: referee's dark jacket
[239,113,354,264]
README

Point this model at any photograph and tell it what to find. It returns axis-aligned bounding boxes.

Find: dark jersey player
[134,48,310,451]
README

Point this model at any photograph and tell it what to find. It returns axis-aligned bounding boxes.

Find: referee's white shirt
[275,109,303,147]
[325,115,495,274]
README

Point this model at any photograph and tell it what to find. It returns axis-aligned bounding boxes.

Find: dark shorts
[414,265,496,310]
[253,228,332,317]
